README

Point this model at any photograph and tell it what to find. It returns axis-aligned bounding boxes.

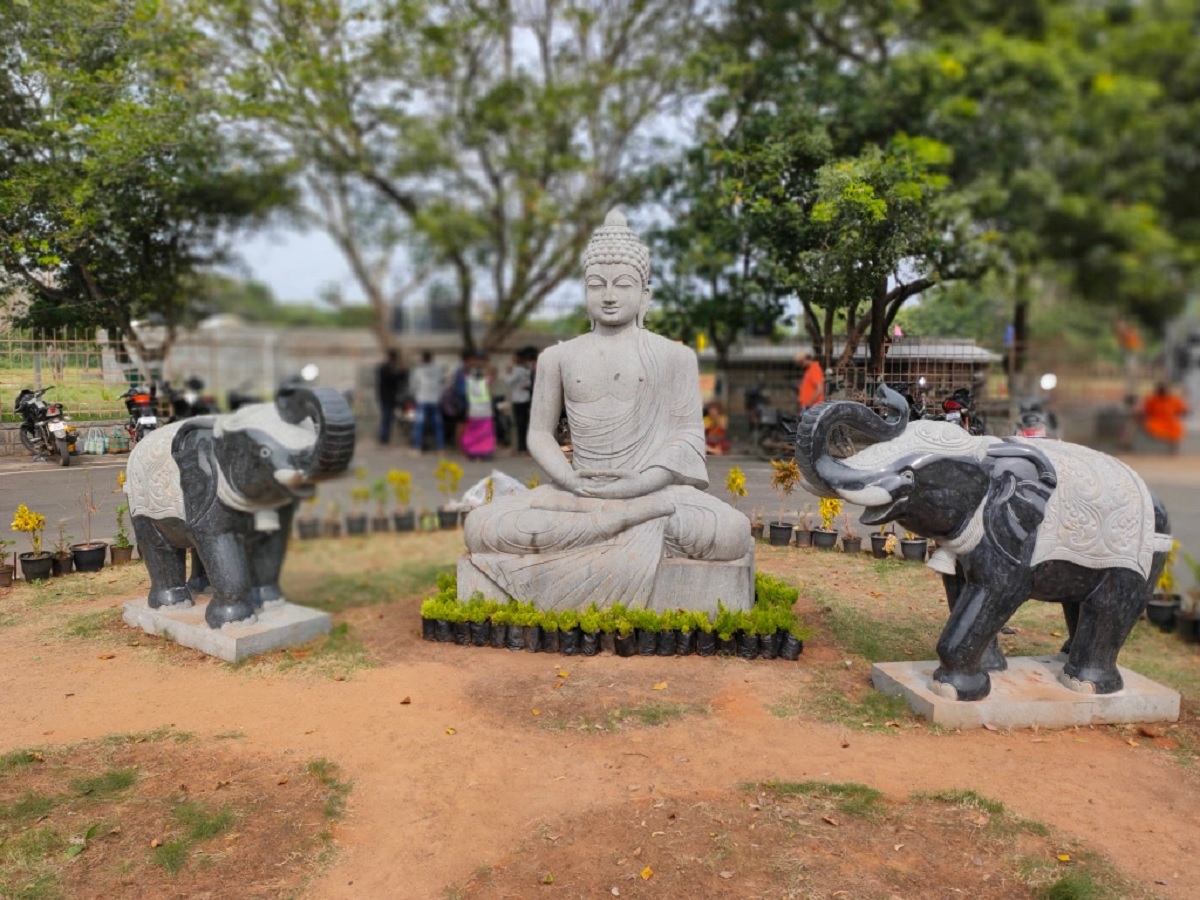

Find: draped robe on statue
[463,329,751,610]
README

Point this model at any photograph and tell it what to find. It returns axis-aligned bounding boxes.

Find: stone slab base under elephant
[796,385,1173,702]
[124,386,355,629]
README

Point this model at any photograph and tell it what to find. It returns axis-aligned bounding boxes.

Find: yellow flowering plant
[883,533,899,555]
[725,466,747,509]
[818,497,842,531]
[769,459,802,523]
[1156,540,1179,594]
[11,504,47,556]
[387,469,413,508]
[435,459,464,502]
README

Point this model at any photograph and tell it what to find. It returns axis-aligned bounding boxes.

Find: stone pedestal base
[871,655,1180,730]
[122,597,332,663]
[457,552,755,614]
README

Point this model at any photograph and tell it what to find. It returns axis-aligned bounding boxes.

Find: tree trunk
[868,278,888,376]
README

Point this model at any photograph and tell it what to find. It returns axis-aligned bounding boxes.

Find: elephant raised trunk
[795,384,909,498]
[276,386,356,480]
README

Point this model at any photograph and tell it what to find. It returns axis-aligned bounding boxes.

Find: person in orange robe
[1141,383,1189,453]
[797,352,825,410]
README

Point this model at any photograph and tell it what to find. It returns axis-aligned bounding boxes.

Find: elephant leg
[195,530,255,628]
[1061,570,1146,694]
[933,577,1032,702]
[187,549,211,597]
[133,516,192,609]
[247,505,294,609]
[1060,602,1079,656]
[941,570,1006,672]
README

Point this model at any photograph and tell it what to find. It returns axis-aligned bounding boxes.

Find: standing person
[461,357,496,460]
[797,351,825,411]
[410,351,445,453]
[507,346,538,454]
[375,348,406,445]
[1141,382,1189,454]
[441,350,471,447]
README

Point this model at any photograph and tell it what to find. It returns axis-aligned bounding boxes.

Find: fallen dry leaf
[1057,853,1071,863]
[445,727,456,735]
[893,844,903,851]
[719,871,733,879]
[640,866,653,880]
[150,838,162,848]
[1137,724,1163,739]
[840,738,850,748]
[557,670,569,679]
[822,815,839,827]
[277,777,289,785]
[652,682,668,691]
[531,708,540,716]
[983,723,998,731]
[97,653,115,660]
[1049,631,1062,637]
[215,780,231,790]
[400,696,411,705]
[333,675,346,682]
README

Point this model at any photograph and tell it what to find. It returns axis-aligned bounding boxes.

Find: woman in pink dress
[460,363,496,460]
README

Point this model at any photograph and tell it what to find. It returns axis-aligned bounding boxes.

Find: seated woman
[463,210,752,610]
[704,402,732,456]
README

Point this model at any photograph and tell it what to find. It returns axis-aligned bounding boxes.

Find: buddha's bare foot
[602,494,675,533]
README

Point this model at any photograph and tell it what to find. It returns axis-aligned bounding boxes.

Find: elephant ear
[982,442,1057,566]
[171,420,220,523]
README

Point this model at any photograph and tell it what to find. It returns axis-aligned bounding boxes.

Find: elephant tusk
[274,469,313,490]
[836,485,893,506]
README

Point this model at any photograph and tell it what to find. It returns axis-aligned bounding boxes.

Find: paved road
[2,442,1196,592]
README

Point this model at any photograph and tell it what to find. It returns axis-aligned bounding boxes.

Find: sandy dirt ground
[2,542,1199,898]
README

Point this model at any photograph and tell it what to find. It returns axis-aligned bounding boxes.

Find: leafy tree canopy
[0,0,292,369]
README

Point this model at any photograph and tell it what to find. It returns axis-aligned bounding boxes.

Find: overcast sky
[226,226,365,307]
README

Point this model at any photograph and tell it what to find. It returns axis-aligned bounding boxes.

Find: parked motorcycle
[120,385,159,446]
[1013,374,1059,439]
[163,376,217,422]
[940,387,987,436]
[744,384,798,460]
[14,387,78,465]
[1013,398,1059,439]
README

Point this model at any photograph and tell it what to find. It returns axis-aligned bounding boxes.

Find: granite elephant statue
[125,386,355,628]
[795,385,1172,701]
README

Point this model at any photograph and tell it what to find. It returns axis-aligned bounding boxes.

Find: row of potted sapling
[3,472,135,586]
[1146,540,1200,642]
[739,461,929,560]
[295,462,467,539]
[420,573,810,662]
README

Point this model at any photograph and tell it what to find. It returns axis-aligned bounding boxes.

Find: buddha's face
[585,263,649,329]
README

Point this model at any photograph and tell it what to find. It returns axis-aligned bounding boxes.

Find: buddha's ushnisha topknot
[581,209,650,285]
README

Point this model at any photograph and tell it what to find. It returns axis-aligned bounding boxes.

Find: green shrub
[540,609,560,633]
[579,606,601,634]
[464,596,494,624]
[714,603,742,641]
[558,609,579,631]
[490,602,518,627]
[630,608,661,633]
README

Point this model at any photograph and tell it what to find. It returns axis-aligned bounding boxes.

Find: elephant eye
[258,447,271,459]
[901,470,914,482]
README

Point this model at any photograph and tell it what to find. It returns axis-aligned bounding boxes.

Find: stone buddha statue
[460,210,754,612]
